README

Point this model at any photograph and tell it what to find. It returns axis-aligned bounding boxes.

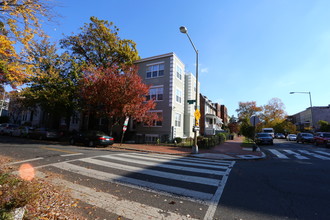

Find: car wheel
[314,141,318,146]
[88,140,94,147]
[39,135,43,140]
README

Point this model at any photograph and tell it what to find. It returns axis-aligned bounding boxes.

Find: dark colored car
[70,130,114,147]
[27,128,61,140]
[313,132,330,146]
[0,123,19,135]
[296,132,314,144]
[255,133,273,145]
[11,126,34,137]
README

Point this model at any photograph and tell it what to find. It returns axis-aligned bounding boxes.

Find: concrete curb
[109,145,267,161]
[109,145,191,156]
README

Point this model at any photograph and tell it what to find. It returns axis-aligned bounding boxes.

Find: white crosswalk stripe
[267,149,330,160]
[283,150,309,159]
[297,150,330,160]
[48,153,235,202]
[268,149,289,159]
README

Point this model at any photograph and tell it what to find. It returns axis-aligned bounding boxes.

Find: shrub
[0,172,39,217]
[217,133,227,144]
[174,137,183,144]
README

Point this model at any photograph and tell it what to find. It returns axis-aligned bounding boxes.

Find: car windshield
[95,131,108,136]
[302,133,313,137]
[323,133,330,138]
[257,133,271,137]
[87,131,108,136]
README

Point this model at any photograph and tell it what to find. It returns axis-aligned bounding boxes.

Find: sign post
[250,115,260,144]
[120,116,130,145]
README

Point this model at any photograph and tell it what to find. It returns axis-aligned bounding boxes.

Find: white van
[262,128,275,138]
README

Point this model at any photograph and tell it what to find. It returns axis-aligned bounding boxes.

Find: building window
[175,113,181,127]
[144,111,162,127]
[146,86,163,101]
[146,63,164,78]
[145,134,160,143]
[176,65,182,80]
[176,88,182,103]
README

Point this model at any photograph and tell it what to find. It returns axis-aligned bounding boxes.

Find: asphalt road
[218,139,330,220]
[1,136,330,219]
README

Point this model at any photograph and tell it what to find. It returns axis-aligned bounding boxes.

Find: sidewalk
[110,136,266,160]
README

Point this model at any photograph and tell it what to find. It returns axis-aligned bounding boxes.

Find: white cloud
[201,67,209,73]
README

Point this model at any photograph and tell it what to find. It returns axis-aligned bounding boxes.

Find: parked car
[296,133,314,144]
[11,126,34,137]
[313,132,330,146]
[0,123,19,135]
[0,123,5,134]
[255,133,273,145]
[275,133,285,139]
[27,128,61,140]
[286,134,297,141]
[70,130,114,147]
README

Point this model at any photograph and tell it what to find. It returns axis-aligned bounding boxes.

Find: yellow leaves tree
[0,0,54,88]
[0,0,52,50]
[0,35,31,88]
[261,98,287,127]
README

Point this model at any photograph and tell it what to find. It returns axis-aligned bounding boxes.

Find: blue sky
[41,0,330,116]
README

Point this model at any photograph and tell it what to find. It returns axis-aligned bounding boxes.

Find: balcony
[205,114,223,135]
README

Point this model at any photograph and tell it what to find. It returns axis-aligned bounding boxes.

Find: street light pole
[180,26,199,154]
[290,91,314,131]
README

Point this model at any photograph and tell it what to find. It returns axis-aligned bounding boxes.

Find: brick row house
[199,95,223,136]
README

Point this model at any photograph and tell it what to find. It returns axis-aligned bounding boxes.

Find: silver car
[286,134,297,141]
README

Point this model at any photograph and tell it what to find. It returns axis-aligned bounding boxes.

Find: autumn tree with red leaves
[80,64,160,133]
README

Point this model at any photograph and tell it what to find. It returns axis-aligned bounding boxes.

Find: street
[1,136,330,219]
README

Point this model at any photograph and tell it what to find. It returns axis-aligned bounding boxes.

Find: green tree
[240,118,255,140]
[317,120,330,132]
[60,16,140,69]
[273,120,297,134]
[19,39,81,128]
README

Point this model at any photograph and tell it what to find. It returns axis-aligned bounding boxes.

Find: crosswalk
[267,149,330,160]
[43,153,235,203]
[37,153,235,219]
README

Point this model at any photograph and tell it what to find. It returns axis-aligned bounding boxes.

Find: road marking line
[7,157,44,165]
[204,161,236,220]
[110,153,230,170]
[36,171,197,220]
[100,154,226,175]
[298,150,330,160]
[52,162,214,201]
[268,149,289,159]
[60,153,83,157]
[131,152,233,166]
[80,157,220,186]
[40,146,79,154]
[283,150,309,159]
[315,151,330,157]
